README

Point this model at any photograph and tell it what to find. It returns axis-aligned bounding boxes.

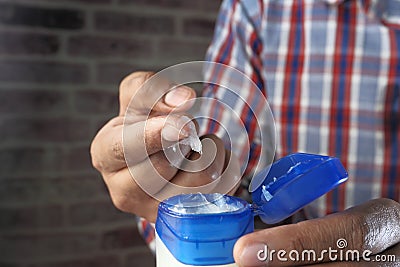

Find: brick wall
[0,0,220,266]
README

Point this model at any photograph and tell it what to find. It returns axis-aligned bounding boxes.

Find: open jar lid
[250,153,348,224]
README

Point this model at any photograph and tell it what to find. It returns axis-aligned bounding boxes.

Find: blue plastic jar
[155,153,348,267]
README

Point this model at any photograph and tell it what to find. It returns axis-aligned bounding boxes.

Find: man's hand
[90,72,240,222]
[234,198,400,266]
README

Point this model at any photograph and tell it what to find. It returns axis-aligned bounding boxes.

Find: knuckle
[111,136,125,161]
[347,213,366,250]
[293,237,308,254]
[358,198,400,252]
[91,156,103,172]
[110,194,132,213]
[376,198,400,211]
[289,225,309,252]
[109,188,158,222]
[366,198,400,220]
[118,71,155,114]
[90,118,124,172]
[120,71,154,94]
[90,137,104,171]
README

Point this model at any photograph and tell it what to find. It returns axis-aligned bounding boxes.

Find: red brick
[0,176,108,205]
[0,60,89,84]
[1,232,100,260]
[42,175,109,201]
[16,0,111,4]
[0,205,64,230]
[0,89,67,114]
[119,0,222,12]
[0,179,43,204]
[70,0,112,3]
[61,0,112,3]
[0,117,91,143]
[0,147,62,176]
[26,255,121,267]
[65,146,94,171]
[0,1,221,266]
[25,255,121,267]
[200,0,223,12]
[96,63,141,85]
[67,35,153,59]
[119,0,190,8]
[0,32,59,55]
[183,18,216,37]
[157,38,210,61]
[101,226,145,250]
[95,11,174,35]
[68,201,133,226]
[0,3,85,29]
[92,117,113,133]
[73,90,118,114]
[0,263,20,267]
[124,249,155,267]
[96,63,166,84]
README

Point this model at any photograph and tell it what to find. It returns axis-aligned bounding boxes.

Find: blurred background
[0,0,221,266]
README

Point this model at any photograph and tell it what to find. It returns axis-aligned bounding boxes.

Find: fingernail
[161,116,191,142]
[164,86,192,107]
[239,243,268,267]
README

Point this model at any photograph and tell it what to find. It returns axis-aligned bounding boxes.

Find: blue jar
[156,153,348,266]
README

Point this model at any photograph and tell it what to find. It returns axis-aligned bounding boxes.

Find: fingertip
[234,235,268,267]
[161,116,194,142]
[164,85,196,108]
[233,236,246,264]
[119,71,155,115]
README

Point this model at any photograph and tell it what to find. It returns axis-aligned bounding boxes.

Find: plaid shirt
[139,0,400,249]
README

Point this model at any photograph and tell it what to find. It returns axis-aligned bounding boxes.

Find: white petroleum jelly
[179,119,202,154]
[155,193,253,267]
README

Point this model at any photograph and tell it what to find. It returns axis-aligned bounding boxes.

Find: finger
[233,198,400,267]
[128,134,226,202]
[127,115,198,162]
[104,144,192,222]
[119,71,196,117]
[171,134,226,187]
[102,168,160,223]
[153,134,226,200]
[91,117,126,173]
[214,149,242,195]
[92,115,197,174]
[308,261,369,267]
[310,242,400,267]
[169,137,241,194]
[380,243,400,265]
[128,144,193,197]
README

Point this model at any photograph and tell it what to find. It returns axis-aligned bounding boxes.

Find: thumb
[119,71,196,116]
[233,198,400,267]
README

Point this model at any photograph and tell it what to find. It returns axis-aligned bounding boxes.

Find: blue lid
[156,194,254,265]
[250,153,348,224]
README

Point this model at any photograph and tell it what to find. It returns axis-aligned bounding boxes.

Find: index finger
[119,71,196,117]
